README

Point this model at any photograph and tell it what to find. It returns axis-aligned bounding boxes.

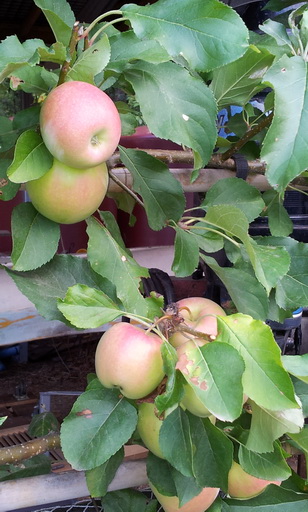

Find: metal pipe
[0,459,148,511]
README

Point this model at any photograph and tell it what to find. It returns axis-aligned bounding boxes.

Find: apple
[180,382,212,418]
[40,81,122,169]
[26,159,108,224]
[169,297,226,348]
[149,482,219,512]
[228,461,281,498]
[95,322,165,399]
[137,402,165,458]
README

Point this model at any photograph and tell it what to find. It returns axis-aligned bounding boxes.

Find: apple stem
[175,324,213,342]
[108,169,145,208]
[89,17,129,45]
[82,10,124,39]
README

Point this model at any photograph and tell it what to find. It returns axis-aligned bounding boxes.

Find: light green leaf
[67,35,111,83]
[282,354,308,384]
[261,55,308,191]
[262,190,293,237]
[28,412,59,437]
[176,341,245,421]
[33,0,75,46]
[0,35,42,83]
[11,202,60,271]
[292,377,308,418]
[7,130,53,183]
[58,284,123,328]
[202,178,265,223]
[246,398,304,452]
[119,147,185,230]
[204,204,250,243]
[288,425,308,461]
[85,447,124,498]
[86,216,149,317]
[217,314,298,411]
[37,41,68,64]
[122,0,248,72]
[260,19,294,49]
[0,455,51,482]
[202,254,269,320]
[4,254,116,324]
[210,46,274,108]
[9,65,51,95]
[124,61,217,169]
[60,388,137,470]
[102,489,149,512]
[172,227,200,277]
[0,116,18,152]
[238,443,291,481]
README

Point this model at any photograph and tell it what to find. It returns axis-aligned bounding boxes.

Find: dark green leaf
[0,455,51,482]
[11,202,60,270]
[8,130,53,183]
[221,484,308,510]
[0,116,17,152]
[0,160,19,201]
[155,342,184,414]
[172,227,200,277]
[4,254,116,323]
[67,35,111,83]
[124,61,217,169]
[102,489,148,512]
[262,190,293,237]
[122,0,248,72]
[238,442,291,481]
[86,447,124,497]
[33,0,75,46]
[147,453,177,496]
[28,412,59,437]
[119,147,185,230]
[60,388,138,470]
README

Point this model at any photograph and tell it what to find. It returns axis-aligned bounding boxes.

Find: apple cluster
[26,81,122,224]
[94,297,283,511]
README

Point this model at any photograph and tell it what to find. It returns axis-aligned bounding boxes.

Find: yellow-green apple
[169,297,226,348]
[137,402,165,458]
[26,159,108,224]
[180,382,212,418]
[40,81,121,169]
[228,461,281,498]
[149,482,219,512]
[95,322,165,399]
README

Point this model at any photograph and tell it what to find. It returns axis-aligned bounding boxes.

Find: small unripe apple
[40,81,121,169]
[150,482,219,512]
[95,323,165,399]
[26,159,108,224]
[137,402,165,458]
[169,297,226,348]
[180,382,212,418]
[228,461,281,498]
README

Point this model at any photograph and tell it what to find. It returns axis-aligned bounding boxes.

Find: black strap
[233,153,249,181]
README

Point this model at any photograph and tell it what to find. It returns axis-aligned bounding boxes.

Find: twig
[0,432,60,465]
[108,169,145,208]
[57,21,81,86]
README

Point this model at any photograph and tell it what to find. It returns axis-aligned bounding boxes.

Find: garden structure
[1,0,308,511]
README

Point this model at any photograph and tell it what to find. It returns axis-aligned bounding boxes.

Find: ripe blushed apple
[169,297,226,348]
[95,322,165,399]
[228,461,281,498]
[137,402,165,458]
[149,482,219,512]
[26,159,108,224]
[40,81,121,169]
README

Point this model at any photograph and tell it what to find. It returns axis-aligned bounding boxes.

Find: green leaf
[246,399,304,453]
[86,447,124,498]
[102,489,149,512]
[282,354,308,384]
[0,35,42,83]
[238,442,291,481]
[0,116,18,152]
[260,19,294,49]
[147,453,177,497]
[217,314,298,411]
[11,202,60,271]
[292,377,308,418]
[262,190,293,237]
[171,468,204,507]
[7,130,53,183]
[0,455,51,482]
[12,105,40,133]
[176,341,245,421]
[87,216,149,317]
[58,284,123,328]
[0,417,7,427]
[37,41,68,64]
[155,342,184,414]
[9,65,51,95]
[261,55,308,191]
[210,46,274,108]
[202,178,265,223]
[0,160,19,201]
[4,254,116,323]
[122,0,248,72]
[119,147,185,230]
[288,425,308,464]
[124,61,217,169]
[202,255,269,320]
[28,412,59,437]
[221,485,308,510]
[160,409,233,489]
[99,210,129,252]
[204,204,250,242]
[172,227,200,277]
[67,34,111,83]
[60,388,137,470]
[33,0,75,46]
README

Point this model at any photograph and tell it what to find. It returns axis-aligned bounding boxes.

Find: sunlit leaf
[33,0,75,46]
[282,354,308,384]
[67,34,111,83]
[238,442,291,481]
